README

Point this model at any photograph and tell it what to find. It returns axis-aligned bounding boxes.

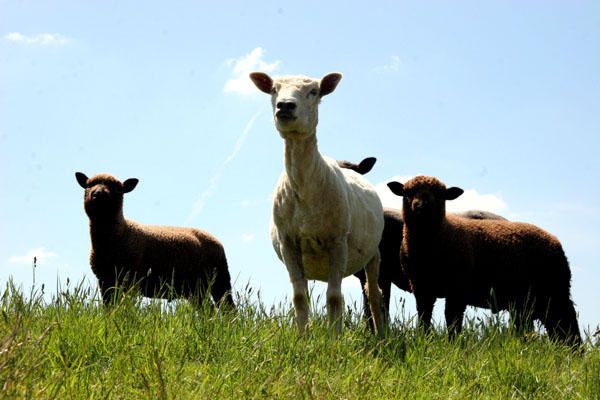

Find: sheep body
[77,172,235,307]
[251,72,385,334]
[387,175,580,344]
[273,156,383,281]
[354,208,508,319]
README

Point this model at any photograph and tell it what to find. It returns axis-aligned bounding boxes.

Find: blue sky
[1,1,599,336]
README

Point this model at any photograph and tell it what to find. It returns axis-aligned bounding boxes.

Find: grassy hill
[1,281,598,399]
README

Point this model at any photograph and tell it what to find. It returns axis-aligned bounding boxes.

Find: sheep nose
[276,101,297,112]
[414,199,426,210]
[91,188,107,200]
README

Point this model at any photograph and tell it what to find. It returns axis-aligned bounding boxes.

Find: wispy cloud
[186,111,262,223]
[374,55,401,73]
[376,175,508,214]
[242,233,255,243]
[223,47,280,95]
[4,32,72,46]
[9,247,57,265]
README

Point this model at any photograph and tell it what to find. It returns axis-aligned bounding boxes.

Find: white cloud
[376,175,508,214]
[242,233,255,243]
[4,32,71,46]
[375,175,412,210]
[374,55,401,73]
[9,247,57,265]
[446,189,507,214]
[223,47,281,95]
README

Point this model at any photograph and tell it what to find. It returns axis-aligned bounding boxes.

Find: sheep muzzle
[275,105,297,122]
[411,199,428,214]
[91,187,109,201]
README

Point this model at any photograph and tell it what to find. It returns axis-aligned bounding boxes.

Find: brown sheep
[337,158,506,328]
[387,175,581,345]
[354,208,507,327]
[76,172,235,308]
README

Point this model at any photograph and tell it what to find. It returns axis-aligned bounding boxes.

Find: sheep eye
[308,88,318,97]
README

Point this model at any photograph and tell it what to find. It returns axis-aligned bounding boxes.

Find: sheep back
[405,215,573,312]
[91,221,232,301]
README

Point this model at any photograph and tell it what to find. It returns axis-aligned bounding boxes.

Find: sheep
[75,172,235,308]
[387,175,581,344]
[338,158,507,328]
[356,208,511,330]
[355,208,510,328]
[249,72,385,334]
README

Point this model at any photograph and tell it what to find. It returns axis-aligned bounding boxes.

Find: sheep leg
[415,293,435,332]
[364,251,385,335]
[353,269,373,331]
[444,297,466,339]
[210,266,236,309]
[99,283,115,305]
[281,242,309,333]
[510,304,534,335]
[543,297,582,346]
[509,292,536,335]
[327,239,347,335]
[511,311,534,335]
[379,268,393,326]
[291,278,309,333]
[97,273,120,306]
[357,263,391,333]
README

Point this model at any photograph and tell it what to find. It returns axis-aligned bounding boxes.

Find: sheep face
[249,72,342,140]
[76,172,138,221]
[387,176,463,227]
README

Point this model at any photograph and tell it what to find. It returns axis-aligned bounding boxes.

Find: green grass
[1,280,598,399]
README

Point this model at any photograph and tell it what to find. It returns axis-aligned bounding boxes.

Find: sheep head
[387,176,463,228]
[249,72,342,140]
[76,172,138,221]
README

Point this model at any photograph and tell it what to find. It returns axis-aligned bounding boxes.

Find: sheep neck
[89,212,128,249]
[403,217,447,249]
[283,133,326,197]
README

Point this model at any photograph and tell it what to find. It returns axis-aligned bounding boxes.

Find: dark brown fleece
[354,208,508,328]
[388,175,580,344]
[76,172,234,308]
[337,159,505,328]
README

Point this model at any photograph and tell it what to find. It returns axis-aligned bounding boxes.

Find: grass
[1,279,598,399]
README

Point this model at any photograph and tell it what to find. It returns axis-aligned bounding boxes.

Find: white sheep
[249,72,385,334]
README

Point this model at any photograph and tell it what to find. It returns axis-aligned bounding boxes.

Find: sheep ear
[249,72,273,94]
[320,73,342,97]
[445,187,464,200]
[357,157,376,175]
[123,178,139,193]
[75,172,89,188]
[387,181,405,197]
